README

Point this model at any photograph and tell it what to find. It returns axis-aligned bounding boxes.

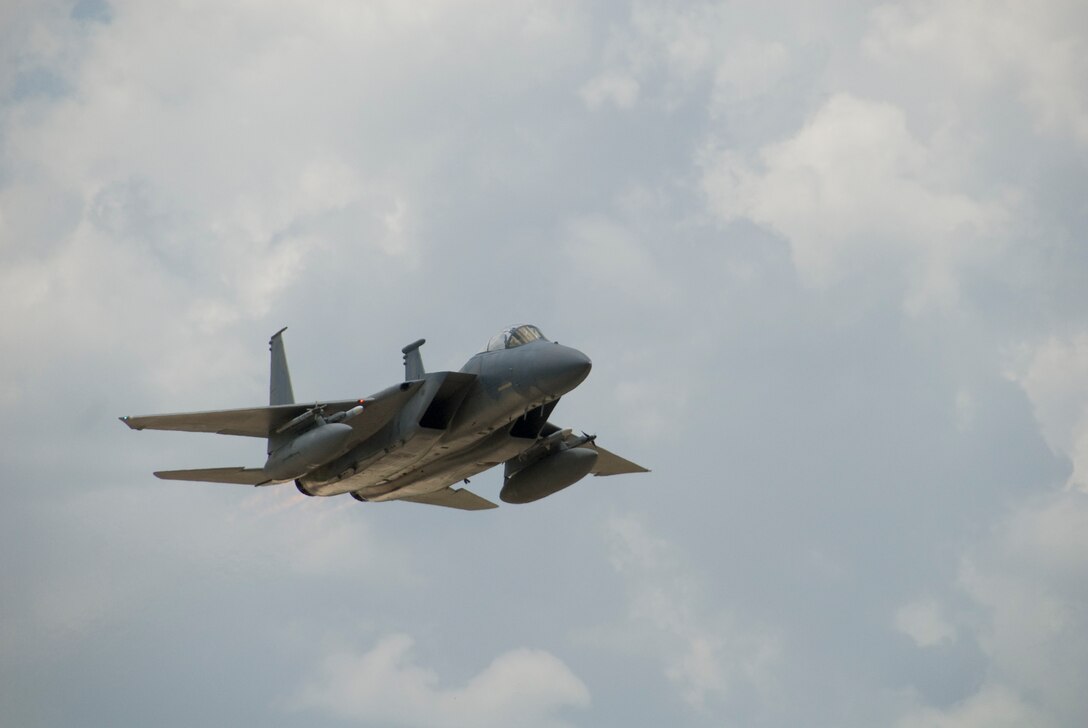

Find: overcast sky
[2,1,1087,726]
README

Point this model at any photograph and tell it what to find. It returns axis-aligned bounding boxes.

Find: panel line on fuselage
[296,337,590,501]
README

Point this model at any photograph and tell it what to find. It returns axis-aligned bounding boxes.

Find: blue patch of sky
[71,0,112,24]
[11,67,70,100]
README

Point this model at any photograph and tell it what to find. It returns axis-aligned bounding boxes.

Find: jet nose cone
[539,346,592,396]
[569,349,592,381]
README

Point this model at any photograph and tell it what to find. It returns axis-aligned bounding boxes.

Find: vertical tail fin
[270,328,295,406]
[268,328,295,456]
[402,339,426,381]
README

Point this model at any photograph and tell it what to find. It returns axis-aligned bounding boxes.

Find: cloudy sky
[3,1,1087,726]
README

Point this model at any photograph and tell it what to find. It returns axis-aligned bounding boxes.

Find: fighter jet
[120,325,647,510]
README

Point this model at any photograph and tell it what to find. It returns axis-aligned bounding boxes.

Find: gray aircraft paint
[121,326,647,510]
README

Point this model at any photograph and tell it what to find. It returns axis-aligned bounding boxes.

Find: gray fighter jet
[121,325,647,510]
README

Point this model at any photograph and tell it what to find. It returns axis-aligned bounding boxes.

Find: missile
[274,402,365,435]
[327,404,365,424]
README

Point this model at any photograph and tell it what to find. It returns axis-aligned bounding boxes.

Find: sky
[2,1,1087,726]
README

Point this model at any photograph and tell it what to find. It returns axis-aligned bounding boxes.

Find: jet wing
[154,467,273,485]
[119,381,423,438]
[535,422,649,476]
[585,443,650,476]
[396,487,498,510]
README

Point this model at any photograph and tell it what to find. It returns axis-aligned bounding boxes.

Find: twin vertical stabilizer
[269,328,295,455]
[402,339,426,381]
[270,327,294,406]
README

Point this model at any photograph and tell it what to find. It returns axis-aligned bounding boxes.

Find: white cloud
[3,1,1088,726]
[292,634,589,728]
[894,597,956,647]
[585,1,804,113]
[866,0,1088,144]
[710,39,790,113]
[1009,334,1088,490]
[897,491,1088,727]
[897,684,1052,728]
[962,494,1088,702]
[579,72,640,109]
[613,2,722,83]
[0,485,417,663]
[0,0,589,402]
[604,514,781,709]
[701,93,1008,312]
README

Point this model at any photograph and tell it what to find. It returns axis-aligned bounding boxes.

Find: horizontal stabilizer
[587,444,650,476]
[154,467,273,485]
[120,381,423,438]
[397,487,498,510]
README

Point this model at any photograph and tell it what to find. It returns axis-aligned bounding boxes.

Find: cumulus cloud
[583,0,805,114]
[866,0,1088,144]
[709,39,790,114]
[604,514,781,709]
[1009,334,1088,490]
[897,684,1051,728]
[0,484,416,664]
[4,1,1088,726]
[894,597,956,648]
[578,72,639,110]
[701,93,1009,312]
[897,491,1088,728]
[292,634,589,728]
[0,0,593,402]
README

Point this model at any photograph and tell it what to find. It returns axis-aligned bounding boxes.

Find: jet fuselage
[122,324,646,511]
[295,338,592,501]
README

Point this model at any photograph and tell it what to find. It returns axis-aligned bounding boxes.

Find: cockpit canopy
[486,324,548,352]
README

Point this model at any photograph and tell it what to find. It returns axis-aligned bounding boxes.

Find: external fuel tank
[500,447,598,504]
